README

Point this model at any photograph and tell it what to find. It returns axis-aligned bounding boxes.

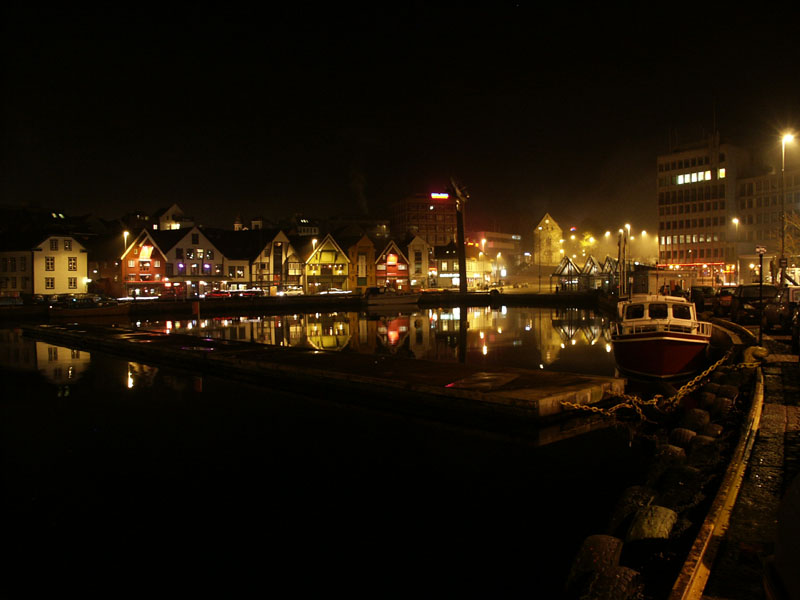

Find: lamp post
[123,230,129,252]
[537,226,543,292]
[481,239,487,289]
[781,133,795,285]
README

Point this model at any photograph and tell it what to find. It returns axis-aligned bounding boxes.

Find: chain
[559,347,741,419]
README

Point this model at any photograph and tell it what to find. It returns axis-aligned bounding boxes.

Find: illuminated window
[719,168,726,179]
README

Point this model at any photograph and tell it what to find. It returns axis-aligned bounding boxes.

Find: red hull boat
[612,294,712,379]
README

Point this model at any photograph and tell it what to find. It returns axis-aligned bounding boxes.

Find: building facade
[375,241,410,290]
[657,134,800,285]
[656,135,753,285]
[0,235,88,296]
[470,231,523,266]
[391,192,458,247]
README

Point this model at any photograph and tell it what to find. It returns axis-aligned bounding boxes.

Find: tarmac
[703,329,800,600]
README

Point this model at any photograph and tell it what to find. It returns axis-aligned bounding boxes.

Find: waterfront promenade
[704,330,800,600]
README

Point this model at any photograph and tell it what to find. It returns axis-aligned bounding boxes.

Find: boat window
[625,304,645,319]
[648,303,668,319]
[672,304,692,320]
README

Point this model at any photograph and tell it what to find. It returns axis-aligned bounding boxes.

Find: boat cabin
[617,295,706,335]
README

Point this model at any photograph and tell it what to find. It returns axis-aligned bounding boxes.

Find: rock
[682,408,711,432]
[626,505,678,542]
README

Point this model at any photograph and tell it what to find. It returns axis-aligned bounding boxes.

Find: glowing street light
[781,133,795,283]
[123,230,129,252]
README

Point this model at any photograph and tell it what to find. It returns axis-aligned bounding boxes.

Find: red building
[120,232,169,297]
[375,241,410,290]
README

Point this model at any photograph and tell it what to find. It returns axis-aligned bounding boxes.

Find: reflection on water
[134,305,617,376]
[0,328,91,393]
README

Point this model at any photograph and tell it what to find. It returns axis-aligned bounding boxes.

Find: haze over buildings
[3,6,799,238]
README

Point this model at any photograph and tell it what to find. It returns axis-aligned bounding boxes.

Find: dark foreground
[704,331,800,600]
[0,343,644,595]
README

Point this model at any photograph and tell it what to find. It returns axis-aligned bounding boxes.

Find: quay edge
[0,290,609,321]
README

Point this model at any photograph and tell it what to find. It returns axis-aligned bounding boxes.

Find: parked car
[712,288,735,317]
[690,286,716,313]
[729,284,791,330]
[234,289,264,297]
[277,286,303,296]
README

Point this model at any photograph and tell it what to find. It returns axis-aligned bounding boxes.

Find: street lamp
[537,226,543,292]
[123,230,129,252]
[781,133,795,284]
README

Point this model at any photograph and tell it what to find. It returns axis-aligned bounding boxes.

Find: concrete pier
[21,323,625,432]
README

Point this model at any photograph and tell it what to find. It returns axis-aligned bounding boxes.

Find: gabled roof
[305,233,351,264]
[582,256,602,275]
[537,213,559,229]
[375,239,409,263]
[332,225,372,253]
[433,241,459,259]
[203,228,282,261]
[553,256,580,276]
[602,256,619,273]
[148,229,188,254]
[0,230,86,252]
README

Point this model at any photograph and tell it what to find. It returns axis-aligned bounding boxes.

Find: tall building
[656,134,753,285]
[391,192,458,246]
[734,163,800,283]
[469,231,523,266]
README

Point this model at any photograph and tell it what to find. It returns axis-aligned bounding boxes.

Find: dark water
[0,310,642,594]
[133,305,618,377]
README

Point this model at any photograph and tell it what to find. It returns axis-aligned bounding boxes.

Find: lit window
[719,168,726,179]
[691,172,698,183]
[677,174,684,185]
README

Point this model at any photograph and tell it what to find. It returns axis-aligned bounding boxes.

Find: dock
[21,322,625,434]
[1,289,609,321]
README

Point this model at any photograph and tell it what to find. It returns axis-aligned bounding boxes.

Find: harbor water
[1,305,642,594]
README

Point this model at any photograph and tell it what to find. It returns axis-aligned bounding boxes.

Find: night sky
[3,5,800,236]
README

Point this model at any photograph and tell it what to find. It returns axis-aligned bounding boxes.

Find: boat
[364,286,421,307]
[611,294,712,379]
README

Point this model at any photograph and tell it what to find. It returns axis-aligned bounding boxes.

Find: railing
[615,320,712,336]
